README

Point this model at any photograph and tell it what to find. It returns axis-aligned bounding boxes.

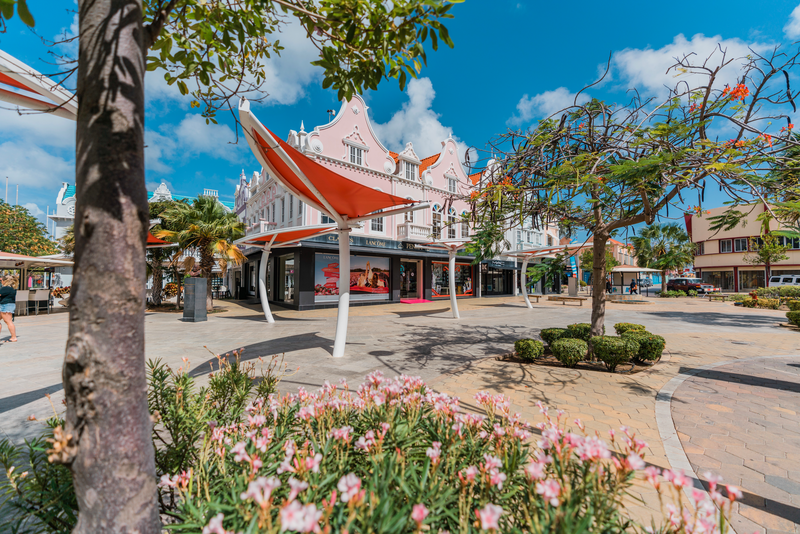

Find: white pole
[332,227,351,358]
[258,247,274,323]
[521,257,532,309]
[449,247,460,319]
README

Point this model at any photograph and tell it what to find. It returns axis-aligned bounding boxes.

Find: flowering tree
[0,200,58,256]
[471,47,800,336]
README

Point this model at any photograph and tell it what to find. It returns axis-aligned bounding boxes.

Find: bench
[524,294,542,303]
[547,296,588,306]
[707,294,727,302]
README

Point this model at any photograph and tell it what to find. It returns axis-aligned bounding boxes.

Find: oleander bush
[613,323,646,336]
[0,358,742,534]
[551,338,588,368]
[785,299,800,312]
[787,311,800,327]
[539,327,569,346]
[590,336,640,372]
[514,339,544,361]
[621,331,666,362]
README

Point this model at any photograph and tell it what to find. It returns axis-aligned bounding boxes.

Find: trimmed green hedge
[786,300,800,312]
[540,328,569,346]
[621,331,666,362]
[659,290,687,298]
[754,286,800,299]
[613,323,646,336]
[590,336,639,372]
[787,311,800,327]
[565,323,604,342]
[742,297,780,309]
[515,339,544,361]
[551,338,588,368]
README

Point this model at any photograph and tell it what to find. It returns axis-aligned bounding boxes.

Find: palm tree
[157,196,245,311]
[631,223,695,291]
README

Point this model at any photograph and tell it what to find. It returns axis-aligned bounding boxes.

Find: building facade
[685,204,800,292]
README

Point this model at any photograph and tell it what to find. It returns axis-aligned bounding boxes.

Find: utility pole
[16,184,19,206]
[4,177,7,204]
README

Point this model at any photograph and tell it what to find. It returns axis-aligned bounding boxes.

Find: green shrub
[613,323,646,335]
[621,331,666,362]
[590,336,640,372]
[755,285,800,299]
[687,289,698,297]
[659,290,684,298]
[787,299,800,312]
[742,297,757,308]
[675,290,687,297]
[565,323,604,342]
[540,327,569,346]
[515,339,544,361]
[758,298,780,310]
[728,293,748,302]
[787,311,800,327]
[579,280,588,287]
[551,338,588,367]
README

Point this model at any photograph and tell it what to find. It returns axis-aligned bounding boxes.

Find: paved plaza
[1,296,798,532]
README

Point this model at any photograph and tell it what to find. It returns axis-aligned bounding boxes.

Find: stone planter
[183,277,207,322]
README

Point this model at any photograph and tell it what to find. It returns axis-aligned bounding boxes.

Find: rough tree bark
[152,264,163,305]
[591,231,609,339]
[199,240,215,311]
[62,0,159,531]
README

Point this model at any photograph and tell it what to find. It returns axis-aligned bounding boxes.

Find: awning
[0,49,77,120]
[0,251,74,269]
[147,231,175,248]
[611,266,662,273]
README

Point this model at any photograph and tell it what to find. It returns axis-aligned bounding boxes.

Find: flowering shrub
[590,336,639,372]
[539,328,568,346]
[164,282,180,299]
[514,339,544,361]
[786,299,800,312]
[550,338,588,368]
[620,331,666,362]
[754,285,800,300]
[613,323,646,336]
[787,311,800,327]
[52,286,71,298]
[742,297,779,309]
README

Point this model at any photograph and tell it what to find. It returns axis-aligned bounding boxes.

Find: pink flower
[231,441,249,463]
[482,454,502,472]
[304,453,322,473]
[355,431,377,452]
[202,513,231,534]
[663,469,691,488]
[462,465,479,482]
[331,425,353,442]
[288,477,309,502]
[280,500,322,532]
[726,485,743,501]
[626,453,645,471]
[489,471,507,489]
[337,473,362,503]
[536,479,561,506]
[240,476,281,507]
[575,436,611,462]
[476,503,503,530]
[524,461,546,481]
[411,503,429,524]
[426,442,442,465]
[644,466,661,488]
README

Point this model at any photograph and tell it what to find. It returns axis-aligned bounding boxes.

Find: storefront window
[432,262,473,297]
[279,255,295,303]
[701,271,734,291]
[739,270,765,291]
[314,253,390,302]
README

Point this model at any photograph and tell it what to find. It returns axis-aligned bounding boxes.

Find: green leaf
[0,1,13,20]
[16,0,33,26]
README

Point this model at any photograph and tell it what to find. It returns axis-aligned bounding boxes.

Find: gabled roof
[389,151,399,163]
[63,185,76,199]
[468,172,481,185]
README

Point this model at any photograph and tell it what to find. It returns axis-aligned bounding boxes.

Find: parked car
[666,278,720,294]
[636,278,653,288]
[768,274,800,287]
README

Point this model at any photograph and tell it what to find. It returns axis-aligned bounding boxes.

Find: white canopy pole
[521,257,532,309]
[332,226,351,358]
[448,247,460,319]
[258,247,274,323]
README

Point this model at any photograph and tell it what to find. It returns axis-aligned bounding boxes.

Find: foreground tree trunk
[63,1,159,532]
[200,246,215,311]
[152,264,163,305]
[590,232,609,339]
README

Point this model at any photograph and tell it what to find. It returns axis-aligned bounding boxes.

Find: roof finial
[300,121,306,133]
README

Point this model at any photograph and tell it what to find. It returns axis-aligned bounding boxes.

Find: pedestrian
[0,275,18,342]
[630,279,638,295]
[606,279,612,294]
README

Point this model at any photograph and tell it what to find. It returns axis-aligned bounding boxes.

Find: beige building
[685,204,800,292]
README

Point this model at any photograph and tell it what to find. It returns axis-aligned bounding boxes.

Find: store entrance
[400,260,420,299]
[481,267,511,295]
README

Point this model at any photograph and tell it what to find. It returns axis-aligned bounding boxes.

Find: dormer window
[350,146,363,166]
[405,162,418,181]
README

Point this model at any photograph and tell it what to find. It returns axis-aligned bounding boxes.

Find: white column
[332,228,351,358]
[521,257,532,309]
[258,248,274,323]
[448,247,460,319]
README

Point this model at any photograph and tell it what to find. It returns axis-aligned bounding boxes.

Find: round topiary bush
[590,336,640,372]
[514,339,544,361]
[621,331,666,362]
[787,300,800,312]
[540,327,569,346]
[613,323,646,336]
[551,338,588,368]
[787,311,800,327]
[565,323,605,342]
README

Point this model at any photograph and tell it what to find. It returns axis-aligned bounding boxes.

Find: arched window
[447,207,456,239]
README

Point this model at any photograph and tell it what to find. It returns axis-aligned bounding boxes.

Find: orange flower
[470,191,480,201]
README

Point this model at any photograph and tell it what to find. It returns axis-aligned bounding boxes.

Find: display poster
[431,262,474,298]
[314,253,391,302]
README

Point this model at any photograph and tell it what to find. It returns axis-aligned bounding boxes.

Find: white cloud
[0,141,73,191]
[372,78,467,160]
[508,87,583,125]
[785,5,800,39]
[611,33,771,99]
[0,108,76,149]
[23,202,44,217]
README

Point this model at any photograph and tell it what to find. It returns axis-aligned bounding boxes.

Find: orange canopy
[0,49,78,120]
[249,126,415,221]
[235,224,337,249]
[146,231,174,248]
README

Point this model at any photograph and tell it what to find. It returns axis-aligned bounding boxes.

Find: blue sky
[2,0,800,233]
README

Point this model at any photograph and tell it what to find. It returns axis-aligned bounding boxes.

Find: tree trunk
[591,232,609,339]
[152,264,163,305]
[63,1,159,532]
[175,267,182,310]
[200,247,215,311]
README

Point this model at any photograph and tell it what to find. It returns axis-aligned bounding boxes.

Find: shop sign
[481,259,518,270]
[314,253,390,302]
[307,233,422,252]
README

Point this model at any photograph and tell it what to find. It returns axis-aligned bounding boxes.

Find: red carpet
[400,298,433,304]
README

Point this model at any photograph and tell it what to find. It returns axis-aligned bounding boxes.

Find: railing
[396,222,433,242]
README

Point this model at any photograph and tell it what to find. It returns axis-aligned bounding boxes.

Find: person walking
[0,275,18,342]
[606,279,612,294]
[629,279,638,295]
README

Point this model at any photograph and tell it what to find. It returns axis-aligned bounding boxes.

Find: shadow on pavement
[0,383,63,415]
[639,310,784,329]
[678,366,800,394]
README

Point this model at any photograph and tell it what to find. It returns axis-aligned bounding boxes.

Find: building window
[281,198,286,223]
[271,203,276,223]
[778,236,800,249]
[321,213,334,224]
[405,162,418,181]
[350,146,362,166]
[448,177,457,193]
[547,235,554,246]
[288,196,293,219]
[432,209,442,239]
[461,219,469,238]
[720,239,732,253]
[447,210,456,239]
[298,201,303,218]
[733,238,748,252]
[371,213,384,232]
[516,230,522,250]
[697,242,704,255]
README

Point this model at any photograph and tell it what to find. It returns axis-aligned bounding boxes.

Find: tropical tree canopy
[630,223,693,270]
[0,201,58,256]
[579,248,619,274]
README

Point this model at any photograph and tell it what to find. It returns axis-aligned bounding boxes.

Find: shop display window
[432,262,473,297]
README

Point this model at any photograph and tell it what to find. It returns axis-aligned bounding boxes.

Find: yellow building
[685,204,800,292]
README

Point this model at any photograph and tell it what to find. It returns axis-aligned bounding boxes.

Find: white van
[768,274,800,287]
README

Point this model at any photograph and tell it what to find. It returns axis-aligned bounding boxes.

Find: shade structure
[146,231,175,248]
[0,49,77,120]
[0,251,74,290]
[507,244,584,309]
[417,239,471,319]
[234,225,336,323]
[238,97,430,357]
[610,266,663,273]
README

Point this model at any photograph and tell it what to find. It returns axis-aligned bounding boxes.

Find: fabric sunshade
[0,49,78,120]
[236,225,337,248]
[251,129,414,220]
[146,231,174,248]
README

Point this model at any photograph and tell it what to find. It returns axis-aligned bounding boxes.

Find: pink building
[233,95,481,309]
